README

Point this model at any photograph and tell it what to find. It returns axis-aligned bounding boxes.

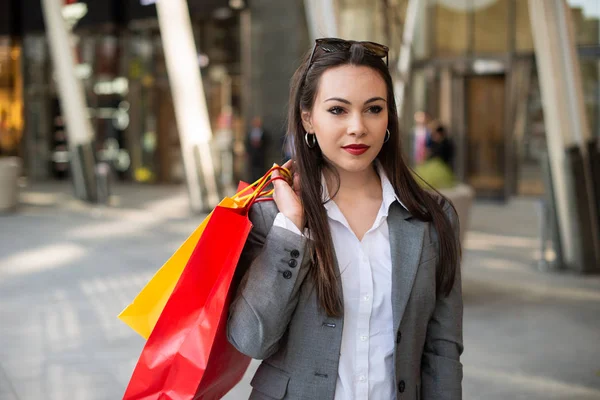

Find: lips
[342,144,370,156]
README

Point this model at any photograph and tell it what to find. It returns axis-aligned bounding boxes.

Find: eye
[367,105,384,114]
[328,106,346,115]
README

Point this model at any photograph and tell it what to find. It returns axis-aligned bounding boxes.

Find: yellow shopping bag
[118,166,290,339]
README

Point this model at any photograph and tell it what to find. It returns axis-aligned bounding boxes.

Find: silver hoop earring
[305,132,317,148]
[384,129,391,143]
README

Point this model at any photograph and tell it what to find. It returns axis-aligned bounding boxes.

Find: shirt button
[288,259,297,268]
[360,335,367,342]
[363,295,370,301]
[290,249,300,258]
[283,271,292,279]
[359,375,366,382]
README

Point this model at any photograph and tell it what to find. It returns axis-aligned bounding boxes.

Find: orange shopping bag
[118,172,281,339]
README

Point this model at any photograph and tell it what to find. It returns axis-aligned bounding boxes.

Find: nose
[348,113,367,137]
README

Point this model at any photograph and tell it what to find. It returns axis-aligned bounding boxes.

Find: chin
[331,155,377,174]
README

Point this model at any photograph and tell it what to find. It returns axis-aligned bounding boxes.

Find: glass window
[579,59,600,139]
[434,0,470,56]
[473,0,510,53]
[568,0,600,46]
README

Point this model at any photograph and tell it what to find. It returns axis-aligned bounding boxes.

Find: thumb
[271,164,284,187]
[271,163,280,179]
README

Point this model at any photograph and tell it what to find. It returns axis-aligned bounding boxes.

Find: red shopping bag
[122,166,290,400]
[123,205,253,400]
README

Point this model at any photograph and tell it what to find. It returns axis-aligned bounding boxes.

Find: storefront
[0,0,23,159]
[400,0,600,200]
[19,0,247,183]
[0,37,23,158]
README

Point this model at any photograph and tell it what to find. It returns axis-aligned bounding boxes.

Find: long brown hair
[288,43,460,317]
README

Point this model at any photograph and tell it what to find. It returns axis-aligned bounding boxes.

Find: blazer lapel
[388,202,426,334]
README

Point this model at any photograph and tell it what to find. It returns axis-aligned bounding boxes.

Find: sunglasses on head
[306,38,390,70]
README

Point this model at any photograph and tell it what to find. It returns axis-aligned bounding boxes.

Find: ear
[301,110,313,133]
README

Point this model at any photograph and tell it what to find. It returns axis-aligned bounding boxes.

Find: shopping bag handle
[246,175,290,209]
[234,166,290,201]
[234,166,291,207]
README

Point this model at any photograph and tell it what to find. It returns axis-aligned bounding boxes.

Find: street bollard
[536,199,550,271]
[539,151,564,271]
[95,162,111,205]
[0,157,21,212]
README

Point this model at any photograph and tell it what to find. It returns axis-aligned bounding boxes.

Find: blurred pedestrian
[412,111,432,166]
[228,38,463,400]
[245,116,268,182]
[428,124,454,168]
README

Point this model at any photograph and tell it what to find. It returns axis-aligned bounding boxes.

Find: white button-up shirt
[273,163,406,400]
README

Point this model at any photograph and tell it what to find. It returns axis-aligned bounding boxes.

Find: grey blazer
[227,200,463,400]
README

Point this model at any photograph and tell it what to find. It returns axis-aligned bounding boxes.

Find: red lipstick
[342,144,370,156]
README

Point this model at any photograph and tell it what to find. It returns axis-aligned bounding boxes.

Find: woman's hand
[272,159,304,231]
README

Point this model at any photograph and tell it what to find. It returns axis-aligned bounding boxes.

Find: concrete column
[304,0,338,41]
[395,0,422,118]
[338,0,384,42]
[156,0,220,212]
[41,0,97,202]
[529,0,600,271]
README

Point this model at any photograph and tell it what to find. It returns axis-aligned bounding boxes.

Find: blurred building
[6,0,250,184]
[413,0,600,201]
[345,0,599,201]
[2,0,599,198]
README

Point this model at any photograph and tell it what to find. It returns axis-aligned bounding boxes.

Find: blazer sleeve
[421,201,464,400]
[226,202,312,360]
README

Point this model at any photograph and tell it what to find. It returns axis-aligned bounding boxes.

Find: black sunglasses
[306,38,390,69]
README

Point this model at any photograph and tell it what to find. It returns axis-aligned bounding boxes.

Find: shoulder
[441,198,458,225]
[421,194,460,245]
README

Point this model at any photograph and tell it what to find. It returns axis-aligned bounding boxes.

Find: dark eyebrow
[324,97,351,104]
[364,97,387,104]
[324,97,387,105]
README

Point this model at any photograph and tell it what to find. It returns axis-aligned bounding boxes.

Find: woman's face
[302,65,389,175]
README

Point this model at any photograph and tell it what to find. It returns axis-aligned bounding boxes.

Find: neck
[324,163,381,200]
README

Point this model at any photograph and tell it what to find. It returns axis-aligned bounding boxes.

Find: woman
[227,38,463,400]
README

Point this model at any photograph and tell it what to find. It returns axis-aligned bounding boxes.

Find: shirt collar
[320,161,408,212]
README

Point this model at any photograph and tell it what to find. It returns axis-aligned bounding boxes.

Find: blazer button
[398,380,406,393]
[290,249,300,258]
[283,270,293,279]
[288,259,298,268]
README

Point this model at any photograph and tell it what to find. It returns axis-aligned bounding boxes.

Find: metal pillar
[395,0,421,118]
[304,0,338,41]
[529,0,600,271]
[156,0,220,213]
[41,0,97,202]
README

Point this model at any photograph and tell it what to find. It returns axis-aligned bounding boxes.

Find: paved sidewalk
[0,183,599,399]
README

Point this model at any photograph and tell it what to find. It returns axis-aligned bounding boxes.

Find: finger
[281,159,293,180]
[271,168,281,185]
[282,159,293,170]
[271,166,287,189]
